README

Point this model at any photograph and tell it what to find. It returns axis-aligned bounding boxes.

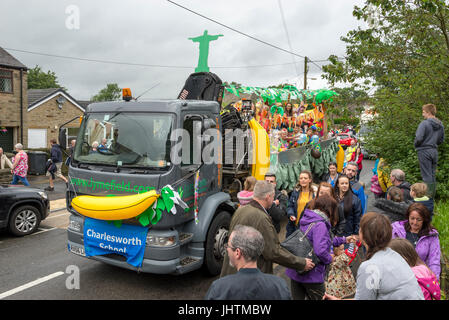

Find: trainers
[44,186,54,191]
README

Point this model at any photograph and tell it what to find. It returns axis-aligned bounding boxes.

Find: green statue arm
[208,34,223,40]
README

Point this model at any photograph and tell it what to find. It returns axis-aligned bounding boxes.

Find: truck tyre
[204,211,231,276]
[9,205,41,236]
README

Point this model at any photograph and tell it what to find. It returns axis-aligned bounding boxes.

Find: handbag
[281,222,320,274]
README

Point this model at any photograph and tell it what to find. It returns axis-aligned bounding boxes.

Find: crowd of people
[207,159,442,300]
[230,99,327,153]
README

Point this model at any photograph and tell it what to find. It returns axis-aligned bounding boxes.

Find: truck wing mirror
[59,128,67,149]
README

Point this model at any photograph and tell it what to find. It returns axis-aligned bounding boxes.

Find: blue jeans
[12,174,30,186]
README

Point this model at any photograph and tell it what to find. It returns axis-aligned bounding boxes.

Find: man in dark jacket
[388,169,413,202]
[344,162,366,214]
[45,139,68,191]
[220,181,314,277]
[264,172,288,233]
[414,104,445,197]
[205,225,291,300]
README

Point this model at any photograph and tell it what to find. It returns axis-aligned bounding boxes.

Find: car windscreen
[73,112,174,169]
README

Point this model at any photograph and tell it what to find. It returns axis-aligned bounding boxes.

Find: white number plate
[69,244,86,256]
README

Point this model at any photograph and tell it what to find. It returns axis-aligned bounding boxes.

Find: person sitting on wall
[410,183,434,219]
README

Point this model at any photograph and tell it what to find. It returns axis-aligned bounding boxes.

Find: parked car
[0,185,50,236]
[336,132,357,148]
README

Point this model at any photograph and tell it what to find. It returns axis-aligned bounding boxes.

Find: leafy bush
[322,0,449,200]
[434,201,449,258]
[333,117,360,127]
[433,200,449,299]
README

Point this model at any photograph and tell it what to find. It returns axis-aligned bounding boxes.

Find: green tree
[28,65,64,90]
[323,0,449,199]
[326,86,369,127]
[91,83,122,102]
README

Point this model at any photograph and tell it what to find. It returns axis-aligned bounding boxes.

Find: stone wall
[0,169,11,184]
[0,68,28,146]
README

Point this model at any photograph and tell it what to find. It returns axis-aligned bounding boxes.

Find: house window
[0,69,13,93]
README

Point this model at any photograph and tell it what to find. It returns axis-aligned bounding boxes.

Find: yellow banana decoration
[71,190,159,220]
[248,118,270,180]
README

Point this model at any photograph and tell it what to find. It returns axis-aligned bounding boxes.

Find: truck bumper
[67,214,203,275]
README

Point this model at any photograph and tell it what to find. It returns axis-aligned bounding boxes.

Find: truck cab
[67,99,240,275]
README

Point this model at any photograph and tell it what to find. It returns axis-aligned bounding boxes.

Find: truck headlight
[146,235,176,247]
[38,191,48,200]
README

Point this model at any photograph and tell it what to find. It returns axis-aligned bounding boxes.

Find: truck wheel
[9,205,41,236]
[204,211,231,276]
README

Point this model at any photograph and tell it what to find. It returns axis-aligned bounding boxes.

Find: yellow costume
[377,158,392,192]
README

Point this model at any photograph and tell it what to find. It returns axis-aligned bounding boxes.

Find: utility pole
[304,56,308,90]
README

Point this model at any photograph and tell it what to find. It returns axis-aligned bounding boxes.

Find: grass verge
[433,200,449,299]
[433,201,449,258]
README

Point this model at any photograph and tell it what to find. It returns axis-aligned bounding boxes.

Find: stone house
[27,88,85,148]
[0,47,28,152]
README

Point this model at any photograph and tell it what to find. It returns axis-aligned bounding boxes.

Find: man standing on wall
[45,138,68,191]
[414,104,445,197]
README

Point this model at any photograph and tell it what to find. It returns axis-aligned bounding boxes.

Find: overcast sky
[1,0,366,101]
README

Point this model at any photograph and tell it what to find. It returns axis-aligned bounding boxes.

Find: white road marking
[0,271,65,299]
[32,227,57,235]
[46,212,69,219]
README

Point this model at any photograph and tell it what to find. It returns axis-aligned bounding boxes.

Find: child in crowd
[325,244,357,299]
[410,183,434,218]
[389,238,440,300]
[237,176,257,205]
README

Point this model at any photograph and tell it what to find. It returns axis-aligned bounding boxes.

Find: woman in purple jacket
[285,194,356,300]
[392,203,441,279]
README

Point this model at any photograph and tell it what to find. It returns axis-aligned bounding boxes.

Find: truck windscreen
[73,112,174,169]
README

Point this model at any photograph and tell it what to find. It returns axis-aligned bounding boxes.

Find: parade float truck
[63,72,270,275]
